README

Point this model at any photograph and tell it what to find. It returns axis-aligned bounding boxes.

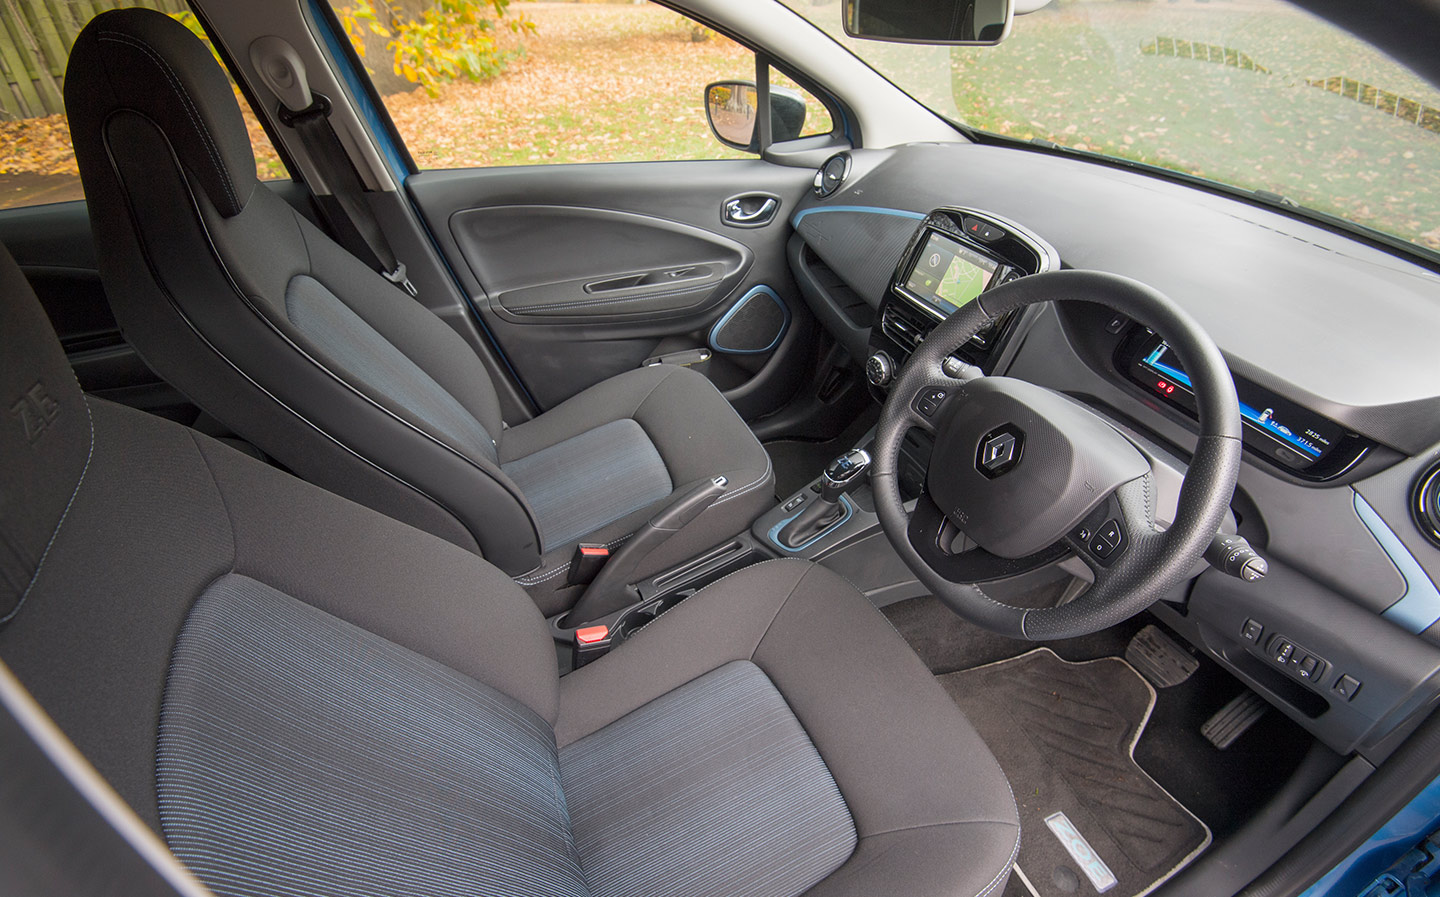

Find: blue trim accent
[709,286,790,355]
[1143,347,1324,459]
[791,206,926,226]
[1299,773,1440,897]
[767,495,856,553]
[1354,493,1440,634]
[306,0,409,178]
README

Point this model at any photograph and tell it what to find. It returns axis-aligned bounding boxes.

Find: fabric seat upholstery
[62,9,773,613]
[0,243,1019,897]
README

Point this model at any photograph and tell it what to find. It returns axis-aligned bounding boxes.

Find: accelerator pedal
[1125,624,1199,688]
[1202,691,1269,750]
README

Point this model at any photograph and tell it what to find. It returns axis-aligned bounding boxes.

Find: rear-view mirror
[842,0,1014,44]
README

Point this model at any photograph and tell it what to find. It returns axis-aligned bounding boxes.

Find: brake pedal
[1125,624,1199,688]
[1202,691,1268,749]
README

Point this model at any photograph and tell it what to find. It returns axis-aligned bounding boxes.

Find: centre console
[865,207,1059,391]
[864,208,1060,498]
[558,209,1065,669]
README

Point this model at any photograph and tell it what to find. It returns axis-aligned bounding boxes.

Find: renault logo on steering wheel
[977,425,1025,479]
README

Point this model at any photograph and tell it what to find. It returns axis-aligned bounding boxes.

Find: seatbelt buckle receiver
[568,543,611,586]
[383,261,418,297]
[572,624,612,669]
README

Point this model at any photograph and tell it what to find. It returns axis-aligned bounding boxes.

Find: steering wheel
[872,270,1243,640]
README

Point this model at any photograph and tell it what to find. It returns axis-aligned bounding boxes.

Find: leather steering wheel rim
[871,269,1243,640]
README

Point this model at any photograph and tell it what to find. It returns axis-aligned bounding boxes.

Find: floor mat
[940,648,1210,897]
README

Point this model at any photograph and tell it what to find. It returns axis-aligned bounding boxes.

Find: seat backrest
[0,240,595,897]
[63,8,545,574]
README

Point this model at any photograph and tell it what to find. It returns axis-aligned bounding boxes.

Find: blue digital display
[1141,344,1331,460]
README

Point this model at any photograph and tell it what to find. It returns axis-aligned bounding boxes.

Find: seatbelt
[279,95,417,297]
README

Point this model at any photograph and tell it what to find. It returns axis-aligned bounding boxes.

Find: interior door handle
[723,196,778,227]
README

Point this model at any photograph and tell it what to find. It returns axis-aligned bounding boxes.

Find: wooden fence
[1,0,187,120]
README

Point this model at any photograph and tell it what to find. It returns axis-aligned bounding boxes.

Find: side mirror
[842,0,1014,44]
[705,80,808,153]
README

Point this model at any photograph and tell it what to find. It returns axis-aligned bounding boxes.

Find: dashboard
[786,141,1440,761]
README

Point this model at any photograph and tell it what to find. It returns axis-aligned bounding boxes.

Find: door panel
[406,159,817,417]
[459,205,752,323]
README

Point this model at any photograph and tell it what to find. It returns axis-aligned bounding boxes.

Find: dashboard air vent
[880,301,929,353]
[1414,461,1440,548]
[813,153,851,198]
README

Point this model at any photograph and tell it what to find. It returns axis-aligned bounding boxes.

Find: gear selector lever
[777,449,871,550]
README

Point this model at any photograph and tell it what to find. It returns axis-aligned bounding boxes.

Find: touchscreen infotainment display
[903,231,999,315]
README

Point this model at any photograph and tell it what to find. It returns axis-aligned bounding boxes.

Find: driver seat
[0,243,1018,897]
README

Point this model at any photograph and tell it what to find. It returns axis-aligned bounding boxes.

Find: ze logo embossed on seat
[976,424,1025,479]
[11,381,60,444]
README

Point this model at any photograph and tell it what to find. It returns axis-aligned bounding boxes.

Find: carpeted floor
[941,649,1210,897]
[882,598,1322,844]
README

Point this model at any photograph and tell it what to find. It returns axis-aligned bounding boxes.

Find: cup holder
[612,589,696,645]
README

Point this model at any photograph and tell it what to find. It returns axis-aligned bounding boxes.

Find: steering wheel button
[1099,519,1124,549]
[1089,537,1114,559]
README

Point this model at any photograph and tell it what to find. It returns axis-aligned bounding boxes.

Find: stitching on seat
[750,559,817,656]
[185,430,241,572]
[513,533,634,586]
[713,455,773,506]
[628,365,678,419]
[855,818,1020,897]
[2,395,94,626]
[97,31,240,212]
[977,809,1022,897]
[515,564,569,587]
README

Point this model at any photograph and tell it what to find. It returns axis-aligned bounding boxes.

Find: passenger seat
[62,9,774,615]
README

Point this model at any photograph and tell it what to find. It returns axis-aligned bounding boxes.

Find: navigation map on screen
[904,232,998,314]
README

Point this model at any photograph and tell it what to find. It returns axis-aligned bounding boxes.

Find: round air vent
[813,152,851,198]
[1414,461,1440,548]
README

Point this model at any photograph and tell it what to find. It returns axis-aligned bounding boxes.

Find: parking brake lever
[562,476,729,627]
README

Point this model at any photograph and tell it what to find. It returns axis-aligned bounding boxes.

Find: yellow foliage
[337,0,532,97]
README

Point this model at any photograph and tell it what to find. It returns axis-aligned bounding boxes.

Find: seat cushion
[504,365,775,612]
[159,574,585,897]
[560,660,856,897]
[557,559,1021,897]
[504,418,673,551]
[157,571,858,897]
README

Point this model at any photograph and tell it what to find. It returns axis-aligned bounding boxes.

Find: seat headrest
[0,244,93,624]
[65,8,258,218]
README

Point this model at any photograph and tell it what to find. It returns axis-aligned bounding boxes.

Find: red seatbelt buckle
[568,543,610,586]
[572,624,611,670]
[576,625,609,645]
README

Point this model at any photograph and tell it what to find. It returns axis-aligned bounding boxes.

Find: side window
[0,0,285,211]
[330,0,834,169]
